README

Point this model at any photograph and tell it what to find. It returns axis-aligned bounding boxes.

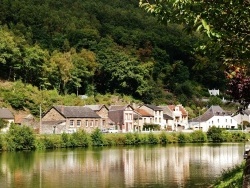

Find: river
[0,143,245,188]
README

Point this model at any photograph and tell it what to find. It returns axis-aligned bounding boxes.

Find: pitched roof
[141,104,162,111]
[0,108,14,119]
[85,104,108,111]
[163,114,173,120]
[190,105,231,122]
[109,105,133,111]
[134,108,153,117]
[53,105,101,118]
[167,105,188,115]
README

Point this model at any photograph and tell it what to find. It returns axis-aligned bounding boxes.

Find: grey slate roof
[0,108,14,119]
[190,105,231,122]
[53,105,101,118]
[85,104,108,111]
[109,105,133,111]
[163,114,173,120]
[142,104,163,111]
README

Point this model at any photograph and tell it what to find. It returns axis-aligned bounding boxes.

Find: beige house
[134,108,154,131]
[42,105,101,134]
[159,104,188,131]
[138,104,165,129]
[0,108,14,132]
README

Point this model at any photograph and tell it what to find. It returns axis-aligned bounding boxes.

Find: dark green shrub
[91,128,104,146]
[147,132,159,144]
[6,124,35,151]
[207,126,223,142]
[190,130,208,142]
[159,131,168,144]
[133,133,141,145]
[70,130,90,147]
[178,132,189,143]
[143,124,161,131]
[0,118,8,130]
[61,132,72,147]
[125,133,135,145]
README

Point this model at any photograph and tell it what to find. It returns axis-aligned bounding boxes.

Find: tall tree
[139,0,250,108]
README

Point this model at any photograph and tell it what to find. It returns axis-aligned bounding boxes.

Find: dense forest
[0,0,227,107]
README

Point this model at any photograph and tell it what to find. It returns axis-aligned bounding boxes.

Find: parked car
[101,129,109,133]
[108,128,119,133]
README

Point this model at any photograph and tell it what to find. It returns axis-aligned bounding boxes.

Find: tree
[139,0,250,108]
[0,118,8,130]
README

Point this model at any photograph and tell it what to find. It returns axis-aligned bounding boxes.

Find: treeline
[0,0,227,105]
[0,124,247,151]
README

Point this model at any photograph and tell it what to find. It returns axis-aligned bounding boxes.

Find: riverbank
[0,124,249,151]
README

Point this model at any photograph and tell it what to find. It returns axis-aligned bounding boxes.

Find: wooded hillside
[0,0,227,106]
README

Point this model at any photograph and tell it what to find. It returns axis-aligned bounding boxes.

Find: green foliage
[178,132,191,143]
[0,118,8,130]
[213,163,244,188]
[143,124,161,131]
[147,132,159,144]
[207,126,223,142]
[91,128,104,146]
[70,130,90,147]
[6,124,36,151]
[190,130,207,142]
[0,0,227,105]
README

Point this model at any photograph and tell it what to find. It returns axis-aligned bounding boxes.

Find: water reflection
[0,143,244,188]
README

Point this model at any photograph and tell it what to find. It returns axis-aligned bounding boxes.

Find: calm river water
[0,143,245,188]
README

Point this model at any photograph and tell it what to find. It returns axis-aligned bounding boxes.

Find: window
[159,118,161,123]
[102,120,105,126]
[129,113,132,120]
[95,120,98,127]
[86,120,88,127]
[90,120,93,127]
[217,119,219,123]
[70,120,74,127]
[77,120,81,127]
[125,113,128,120]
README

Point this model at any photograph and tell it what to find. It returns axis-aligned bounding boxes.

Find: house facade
[85,105,113,130]
[189,105,238,132]
[42,105,101,134]
[159,104,188,131]
[134,108,154,131]
[108,105,134,132]
[0,108,14,132]
[138,104,165,129]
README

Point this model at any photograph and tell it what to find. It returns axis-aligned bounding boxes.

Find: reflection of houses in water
[0,145,244,187]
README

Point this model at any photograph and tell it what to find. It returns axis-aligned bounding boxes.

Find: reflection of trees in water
[4,151,35,172]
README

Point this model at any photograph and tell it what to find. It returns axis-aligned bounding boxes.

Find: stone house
[85,104,114,130]
[41,105,101,134]
[0,108,14,132]
[108,105,134,132]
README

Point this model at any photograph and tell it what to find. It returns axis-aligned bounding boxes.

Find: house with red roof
[138,104,165,130]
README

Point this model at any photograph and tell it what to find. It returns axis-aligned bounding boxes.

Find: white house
[159,104,188,131]
[0,108,15,132]
[208,89,220,96]
[189,105,238,132]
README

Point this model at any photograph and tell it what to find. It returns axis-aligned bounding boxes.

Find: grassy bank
[0,124,249,151]
[211,162,244,188]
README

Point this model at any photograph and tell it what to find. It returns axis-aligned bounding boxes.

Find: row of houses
[0,104,245,134]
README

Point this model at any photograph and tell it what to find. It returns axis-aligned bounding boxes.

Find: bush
[125,133,135,145]
[147,132,159,144]
[70,130,90,147]
[190,130,207,142]
[91,128,104,146]
[143,124,161,131]
[6,124,36,151]
[207,126,223,142]
[159,131,168,144]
